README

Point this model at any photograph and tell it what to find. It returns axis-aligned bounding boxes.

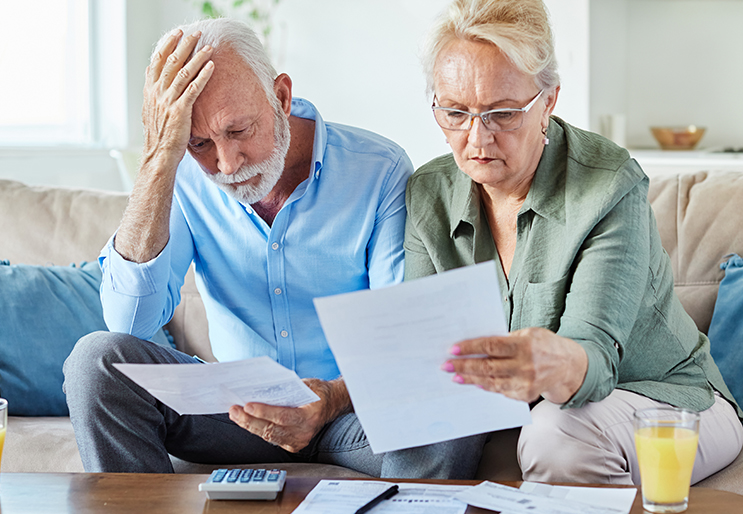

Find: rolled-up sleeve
[558,179,651,408]
[99,200,194,341]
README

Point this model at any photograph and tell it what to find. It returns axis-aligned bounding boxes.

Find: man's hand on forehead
[140,29,215,173]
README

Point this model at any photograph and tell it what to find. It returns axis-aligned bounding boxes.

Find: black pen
[354,484,399,514]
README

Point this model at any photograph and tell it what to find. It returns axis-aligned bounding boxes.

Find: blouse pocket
[517,274,571,332]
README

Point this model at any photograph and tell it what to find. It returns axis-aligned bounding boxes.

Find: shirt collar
[449,162,482,238]
[448,116,567,236]
[519,118,566,224]
[289,97,326,179]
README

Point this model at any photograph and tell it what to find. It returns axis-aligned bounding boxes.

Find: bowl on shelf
[650,125,706,150]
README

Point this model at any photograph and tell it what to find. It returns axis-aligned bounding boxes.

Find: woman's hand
[441,327,588,404]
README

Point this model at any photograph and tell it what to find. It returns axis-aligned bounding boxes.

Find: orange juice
[635,426,698,504]
[0,427,5,470]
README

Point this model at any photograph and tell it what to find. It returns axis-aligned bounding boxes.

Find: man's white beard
[207,106,291,205]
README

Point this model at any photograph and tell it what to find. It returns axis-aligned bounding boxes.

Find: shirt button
[504,295,509,302]
[246,207,254,214]
[614,342,620,349]
[274,287,282,295]
[280,330,289,338]
[315,170,320,179]
[271,242,279,250]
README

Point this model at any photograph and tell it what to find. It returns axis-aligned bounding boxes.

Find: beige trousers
[517,389,743,485]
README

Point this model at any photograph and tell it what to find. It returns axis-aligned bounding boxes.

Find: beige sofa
[1,172,742,492]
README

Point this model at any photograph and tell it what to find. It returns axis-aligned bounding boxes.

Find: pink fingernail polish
[453,374,465,384]
[441,361,454,372]
[450,345,461,356]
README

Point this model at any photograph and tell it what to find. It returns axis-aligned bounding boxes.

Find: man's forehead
[202,47,267,97]
[191,48,272,135]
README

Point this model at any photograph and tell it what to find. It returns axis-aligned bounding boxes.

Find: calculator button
[267,471,280,482]
[211,469,228,483]
[252,469,267,481]
[226,469,241,483]
[239,469,255,482]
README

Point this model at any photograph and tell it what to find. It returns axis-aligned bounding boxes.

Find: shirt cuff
[99,234,172,297]
[561,342,607,409]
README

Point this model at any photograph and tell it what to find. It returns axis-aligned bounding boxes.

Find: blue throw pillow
[708,253,743,407]
[0,260,173,416]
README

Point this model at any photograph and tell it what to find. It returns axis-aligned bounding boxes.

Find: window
[0,0,122,147]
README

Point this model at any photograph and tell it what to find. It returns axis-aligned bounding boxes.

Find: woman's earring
[542,127,550,146]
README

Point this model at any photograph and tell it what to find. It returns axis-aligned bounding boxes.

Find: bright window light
[0,0,91,146]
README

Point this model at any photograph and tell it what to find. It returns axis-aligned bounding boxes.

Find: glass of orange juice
[0,398,6,471]
[634,407,700,513]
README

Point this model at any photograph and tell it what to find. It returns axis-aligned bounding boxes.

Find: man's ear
[274,73,293,116]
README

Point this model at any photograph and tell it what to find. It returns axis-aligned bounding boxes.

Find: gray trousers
[63,331,486,477]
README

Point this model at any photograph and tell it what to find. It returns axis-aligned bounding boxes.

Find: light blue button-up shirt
[100,98,413,380]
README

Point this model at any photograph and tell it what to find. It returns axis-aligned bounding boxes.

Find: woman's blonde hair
[422,0,560,96]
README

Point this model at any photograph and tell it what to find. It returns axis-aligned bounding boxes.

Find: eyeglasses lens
[433,109,524,132]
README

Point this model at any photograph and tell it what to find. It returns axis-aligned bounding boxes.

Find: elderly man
[63,18,485,478]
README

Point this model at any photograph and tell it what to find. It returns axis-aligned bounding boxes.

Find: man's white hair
[153,18,280,109]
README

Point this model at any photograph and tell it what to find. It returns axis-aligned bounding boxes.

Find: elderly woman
[405,0,743,485]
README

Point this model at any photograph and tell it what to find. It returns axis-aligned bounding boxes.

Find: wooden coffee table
[0,473,741,513]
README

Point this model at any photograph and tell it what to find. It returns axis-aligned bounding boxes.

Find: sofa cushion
[0,179,129,267]
[0,178,214,362]
[648,171,743,333]
[0,260,172,416]
[3,416,84,472]
[708,254,743,406]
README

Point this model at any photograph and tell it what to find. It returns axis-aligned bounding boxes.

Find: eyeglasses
[432,89,544,132]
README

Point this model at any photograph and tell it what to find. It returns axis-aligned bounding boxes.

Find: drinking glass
[634,407,700,513]
[0,398,7,471]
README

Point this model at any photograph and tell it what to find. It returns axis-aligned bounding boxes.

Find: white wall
[0,0,591,187]
[123,0,590,169]
[590,0,743,150]
[545,0,590,131]
[589,0,628,136]
[269,0,451,168]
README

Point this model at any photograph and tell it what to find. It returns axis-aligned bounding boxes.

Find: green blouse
[404,116,741,416]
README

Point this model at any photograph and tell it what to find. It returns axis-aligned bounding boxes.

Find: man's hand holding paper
[229,377,352,453]
[113,356,320,416]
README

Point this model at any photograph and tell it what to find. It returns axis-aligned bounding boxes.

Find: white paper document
[113,356,320,415]
[313,261,531,453]
[455,481,637,514]
[519,481,637,513]
[291,479,470,514]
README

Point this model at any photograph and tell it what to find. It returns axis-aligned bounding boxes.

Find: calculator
[198,468,287,500]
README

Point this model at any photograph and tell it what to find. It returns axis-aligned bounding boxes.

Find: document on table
[291,479,470,514]
[313,261,531,454]
[454,481,637,514]
[112,356,320,415]
[519,481,637,513]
